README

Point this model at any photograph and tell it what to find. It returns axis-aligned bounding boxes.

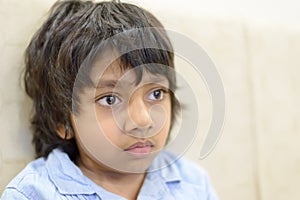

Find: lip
[124,141,154,156]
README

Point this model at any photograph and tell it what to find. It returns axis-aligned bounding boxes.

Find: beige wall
[1,1,300,199]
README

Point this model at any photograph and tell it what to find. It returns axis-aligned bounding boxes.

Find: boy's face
[70,49,171,173]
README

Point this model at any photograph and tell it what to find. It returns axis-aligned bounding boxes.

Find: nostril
[132,111,152,128]
[124,105,153,137]
[128,100,152,128]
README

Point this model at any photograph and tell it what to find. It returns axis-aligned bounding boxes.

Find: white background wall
[1,0,300,199]
[130,0,300,26]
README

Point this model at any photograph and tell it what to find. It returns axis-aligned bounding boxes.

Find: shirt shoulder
[155,151,209,182]
[155,151,219,200]
[1,149,99,199]
[174,154,210,184]
[1,157,56,199]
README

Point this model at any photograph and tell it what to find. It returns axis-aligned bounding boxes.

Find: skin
[58,49,172,199]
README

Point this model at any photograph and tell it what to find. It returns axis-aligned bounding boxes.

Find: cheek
[96,111,123,143]
[156,101,172,141]
[164,99,172,127]
[72,110,96,135]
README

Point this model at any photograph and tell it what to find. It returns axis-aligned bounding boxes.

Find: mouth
[124,141,154,156]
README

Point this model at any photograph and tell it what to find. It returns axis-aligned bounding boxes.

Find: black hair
[24,0,179,161]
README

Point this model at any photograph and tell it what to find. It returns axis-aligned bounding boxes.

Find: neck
[76,157,146,200]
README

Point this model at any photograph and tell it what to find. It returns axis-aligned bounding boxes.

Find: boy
[1,0,218,199]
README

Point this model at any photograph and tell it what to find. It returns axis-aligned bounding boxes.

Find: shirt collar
[46,149,182,198]
[148,150,182,183]
[135,151,182,199]
[46,148,96,195]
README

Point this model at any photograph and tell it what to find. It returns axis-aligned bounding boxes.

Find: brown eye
[148,89,164,101]
[106,96,116,105]
[97,95,121,106]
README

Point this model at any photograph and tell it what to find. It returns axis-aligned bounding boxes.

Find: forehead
[90,48,169,88]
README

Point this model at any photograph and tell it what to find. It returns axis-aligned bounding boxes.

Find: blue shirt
[1,149,218,199]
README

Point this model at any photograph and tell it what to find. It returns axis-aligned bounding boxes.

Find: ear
[56,124,73,140]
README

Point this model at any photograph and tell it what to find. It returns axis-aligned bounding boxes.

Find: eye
[148,89,166,101]
[97,95,121,107]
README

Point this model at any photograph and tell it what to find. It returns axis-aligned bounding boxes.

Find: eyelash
[147,88,169,101]
[96,88,169,107]
[97,94,121,107]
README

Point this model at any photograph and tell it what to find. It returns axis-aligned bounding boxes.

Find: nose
[124,96,152,135]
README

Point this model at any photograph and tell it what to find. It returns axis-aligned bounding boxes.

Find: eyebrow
[148,77,169,84]
[95,76,169,89]
[95,80,118,89]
